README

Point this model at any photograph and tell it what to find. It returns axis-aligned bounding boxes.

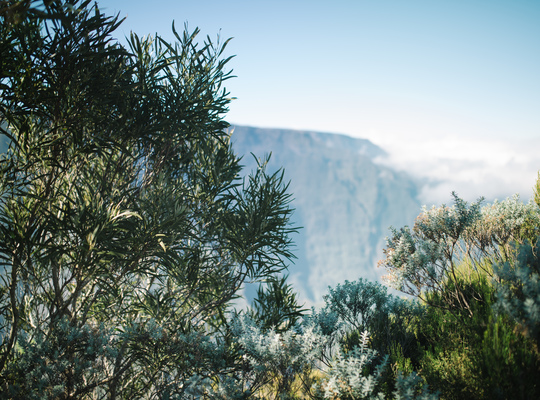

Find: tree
[227,295,438,400]
[495,238,540,348]
[379,193,539,316]
[320,279,426,396]
[379,188,540,399]
[324,278,392,334]
[317,331,438,400]
[0,1,297,397]
[248,274,307,333]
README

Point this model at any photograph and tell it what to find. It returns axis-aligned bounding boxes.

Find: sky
[106,0,540,205]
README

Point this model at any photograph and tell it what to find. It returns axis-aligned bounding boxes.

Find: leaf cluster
[0,1,298,397]
[379,179,540,399]
[380,192,539,316]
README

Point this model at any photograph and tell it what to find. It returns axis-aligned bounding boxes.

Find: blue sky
[106,0,540,204]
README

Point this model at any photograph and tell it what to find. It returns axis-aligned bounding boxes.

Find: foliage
[317,331,438,400]
[222,310,438,400]
[479,314,540,400]
[380,194,483,305]
[494,238,540,347]
[317,331,388,400]
[248,274,308,333]
[3,317,116,399]
[324,279,390,334]
[0,0,297,397]
[3,2,539,399]
[188,280,438,400]
[380,186,540,400]
[417,274,540,400]
[380,193,539,316]
[416,273,493,400]
[322,279,424,375]
[227,314,326,399]
[534,171,540,209]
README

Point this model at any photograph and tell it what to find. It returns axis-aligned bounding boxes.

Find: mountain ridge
[230,125,421,305]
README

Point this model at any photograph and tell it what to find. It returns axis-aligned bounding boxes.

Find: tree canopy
[0,1,297,397]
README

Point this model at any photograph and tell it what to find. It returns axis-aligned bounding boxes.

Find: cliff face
[230,126,421,305]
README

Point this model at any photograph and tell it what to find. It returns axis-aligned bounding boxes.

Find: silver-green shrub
[494,239,540,347]
[380,193,539,315]
[317,331,438,400]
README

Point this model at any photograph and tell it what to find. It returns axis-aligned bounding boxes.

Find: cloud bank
[372,134,540,207]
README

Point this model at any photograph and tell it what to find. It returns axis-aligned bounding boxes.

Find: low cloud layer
[373,134,540,207]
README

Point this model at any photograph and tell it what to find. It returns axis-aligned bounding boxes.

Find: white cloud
[372,134,540,206]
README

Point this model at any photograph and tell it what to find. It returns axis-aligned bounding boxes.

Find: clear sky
[106,0,540,204]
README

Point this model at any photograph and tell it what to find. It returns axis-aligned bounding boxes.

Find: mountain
[230,126,422,305]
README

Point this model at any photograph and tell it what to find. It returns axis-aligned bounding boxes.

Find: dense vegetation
[1,1,539,399]
[378,192,540,399]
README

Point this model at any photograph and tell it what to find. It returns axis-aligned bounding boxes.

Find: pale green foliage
[468,194,540,261]
[318,331,388,400]
[380,193,539,315]
[380,227,444,296]
[494,239,540,347]
[380,193,483,298]
[393,372,439,400]
[534,171,540,209]
[324,279,390,333]
[322,278,424,365]
[305,305,342,339]
[235,316,325,372]
[222,310,437,400]
[318,331,438,400]
[4,318,116,400]
[380,187,540,398]
[229,314,327,399]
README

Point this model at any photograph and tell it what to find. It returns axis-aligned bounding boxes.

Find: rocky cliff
[230,126,422,305]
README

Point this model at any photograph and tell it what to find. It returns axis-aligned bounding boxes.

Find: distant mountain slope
[230,126,421,305]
